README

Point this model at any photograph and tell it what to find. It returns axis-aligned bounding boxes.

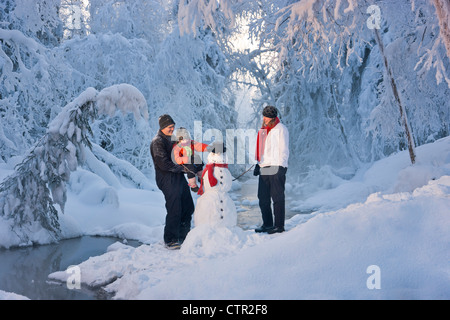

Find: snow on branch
[96,83,149,120]
[275,0,357,37]
[0,84,148,245]
[272,0,360,81]
[178,0,237,36]
[433,0,450,60]
[413,0,450,88]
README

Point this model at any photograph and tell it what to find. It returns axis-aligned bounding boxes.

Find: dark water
[0,236,139,300]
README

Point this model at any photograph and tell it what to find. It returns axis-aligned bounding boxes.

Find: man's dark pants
[257,166,287,228]
[157,173,194,244]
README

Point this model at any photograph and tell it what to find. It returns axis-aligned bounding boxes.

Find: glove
[253,164,260,176]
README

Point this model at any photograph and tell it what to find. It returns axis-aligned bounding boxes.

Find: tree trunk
[374,29,416,164]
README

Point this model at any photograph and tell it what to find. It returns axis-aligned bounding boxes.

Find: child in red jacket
[172,127,208,192]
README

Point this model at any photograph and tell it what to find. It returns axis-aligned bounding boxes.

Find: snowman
[194,151,237,227]
[181,150,240,255]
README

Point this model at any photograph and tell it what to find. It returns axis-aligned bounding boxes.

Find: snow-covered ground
[1,136,450,299]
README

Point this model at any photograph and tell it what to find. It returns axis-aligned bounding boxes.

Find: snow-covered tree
[0,84,148,244]
[212,0,449,174]
[52,0,237,171]
[433,0,450,60]
[0,0,65,46]
[56,32,156,169]
[177,0,237,36]
[1,0,237,173]
[1,0,448,193]
[0,28,78,161]
[88,0,172,44]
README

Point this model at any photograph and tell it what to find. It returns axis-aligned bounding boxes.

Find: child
[172,127,209,192]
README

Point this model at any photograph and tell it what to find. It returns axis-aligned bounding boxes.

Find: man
[254,106,289,234]
[150,114,194,249]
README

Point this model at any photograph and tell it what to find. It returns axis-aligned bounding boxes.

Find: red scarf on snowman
[197,163,229,195]
[255,117,280,162]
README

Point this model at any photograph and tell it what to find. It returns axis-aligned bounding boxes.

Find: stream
[0,236,140,300]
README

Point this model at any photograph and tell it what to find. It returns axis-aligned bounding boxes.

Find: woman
[254,106,289,234]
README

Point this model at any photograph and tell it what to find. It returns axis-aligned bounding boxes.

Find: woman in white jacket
[254,106,289,234]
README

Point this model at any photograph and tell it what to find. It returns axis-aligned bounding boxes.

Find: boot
[255,225,274,233]
[267,226,285,234]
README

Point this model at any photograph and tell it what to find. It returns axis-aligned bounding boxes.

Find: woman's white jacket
[258,122,289,168]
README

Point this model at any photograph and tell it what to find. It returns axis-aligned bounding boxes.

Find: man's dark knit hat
[262,105,278,119]
[159,114,175,130]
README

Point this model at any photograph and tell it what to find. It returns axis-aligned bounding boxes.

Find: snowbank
[0,290,29,300]
[60,167,166,243]
[290,136,450,212]
[136,176,449,299]
[48,137,450,299]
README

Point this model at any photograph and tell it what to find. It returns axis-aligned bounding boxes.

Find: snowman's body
[193,152,237,227]
[181,152,239,255]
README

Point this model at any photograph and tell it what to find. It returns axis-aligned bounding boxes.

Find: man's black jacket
[150,130,184,188]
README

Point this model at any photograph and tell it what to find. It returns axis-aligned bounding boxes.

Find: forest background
[0,0,449,237]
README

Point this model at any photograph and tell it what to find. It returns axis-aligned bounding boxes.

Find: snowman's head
[207,151,227,164]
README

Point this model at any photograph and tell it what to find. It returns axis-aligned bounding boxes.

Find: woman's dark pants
[257,166,287,228]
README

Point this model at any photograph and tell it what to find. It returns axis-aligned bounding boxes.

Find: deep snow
[1,136,450,299]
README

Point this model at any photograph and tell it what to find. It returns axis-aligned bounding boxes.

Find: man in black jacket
[150,114,194,249]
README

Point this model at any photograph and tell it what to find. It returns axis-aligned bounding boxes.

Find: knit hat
[159,114,175,130]
[175,127,191,141]
[262,105,278,119]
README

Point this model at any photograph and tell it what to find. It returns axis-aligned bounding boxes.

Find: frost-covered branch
[433,0,450,60]
[0,84,148,245]
[88,144,155,190]
[178,0,238,36]
[273,0,363,77]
